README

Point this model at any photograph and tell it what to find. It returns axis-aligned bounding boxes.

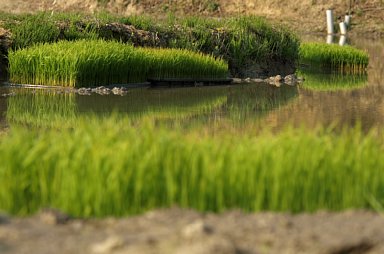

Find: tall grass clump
[0,117,384,217]
[5,13,60,49]
[2,13,299,77]
[299,42,369,73]
[145,48,228,79]
[166,16,300,75]
[8,40,228,87]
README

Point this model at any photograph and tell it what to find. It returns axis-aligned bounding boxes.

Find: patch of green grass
[5,12,60,49]
[299,42,369,73]
[8,40,228,87]
[1,12,299,77]
[166,15,300,75]
[0,117,383,217]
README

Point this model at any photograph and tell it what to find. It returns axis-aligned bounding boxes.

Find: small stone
[91,236,124,254]
[232,78,242,84]
[0,213,10,224]
[182,220,214,239]
[77,87,91,95]
[39,208,70,225]
[243,77,251,83]
[251,78,264,83]
[284,74,298,86]
[274,75,282,82]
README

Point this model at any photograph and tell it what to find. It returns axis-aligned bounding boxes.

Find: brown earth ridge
[0,0,383,36]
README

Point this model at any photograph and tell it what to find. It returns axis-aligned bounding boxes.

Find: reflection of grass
[299,43,369,73]
[77,87,228,120]
[226,84,298,121]
[6,89,77,128]
[297,69,368,91]
[0,117,383,217]
[6,87,228,127]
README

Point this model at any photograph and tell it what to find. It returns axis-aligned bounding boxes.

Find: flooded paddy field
[0,37,384,254]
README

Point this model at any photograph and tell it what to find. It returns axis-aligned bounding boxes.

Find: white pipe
[326,10,334,34]
[326,34,334,44]
[344,15,351,27]
[339,22,347,35]
[339,35,347,46]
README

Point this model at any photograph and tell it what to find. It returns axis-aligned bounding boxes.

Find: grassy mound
[1,12,300,77]
[0,117,383,217]
[8,40,228,87]
[299,43,369,73]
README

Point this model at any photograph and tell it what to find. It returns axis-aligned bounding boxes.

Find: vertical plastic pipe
[344,15,351,27]
[339,22,347,35]
[339,35,347,46]
[326,10,334,34]
[326,34,334,44]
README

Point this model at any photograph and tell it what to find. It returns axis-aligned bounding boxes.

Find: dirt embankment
[0,0,383,36]
[1,208,384,254]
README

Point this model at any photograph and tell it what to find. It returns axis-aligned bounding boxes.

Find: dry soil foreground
[1,208,384,254]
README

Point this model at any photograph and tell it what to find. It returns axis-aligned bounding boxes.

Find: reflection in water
[297,69,368,91]
[76,86,228,120]
[0,87,7,130]
[4,84,298,129]
[6,89,77,127]
[264,86,384,132]
[354,38,384,86]
[339,35,347,46]
[225,84,298,125]
[1,38,384,132]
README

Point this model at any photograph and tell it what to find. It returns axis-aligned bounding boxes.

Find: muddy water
[0,38,383,132]
[264,37,384,131]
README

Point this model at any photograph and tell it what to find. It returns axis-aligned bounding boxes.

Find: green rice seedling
[8,40,228,87]
[299,42,369,73]
[144,47,228,79]
[297,69,368,91]
[0,117,383,217]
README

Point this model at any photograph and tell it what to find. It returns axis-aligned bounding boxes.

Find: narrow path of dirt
[1,208,384,254]
[0,0,383,36]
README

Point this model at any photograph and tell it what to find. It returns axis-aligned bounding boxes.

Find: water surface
[0,37,383,132]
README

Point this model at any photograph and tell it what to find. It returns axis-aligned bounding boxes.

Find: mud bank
[1,208,384,254]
